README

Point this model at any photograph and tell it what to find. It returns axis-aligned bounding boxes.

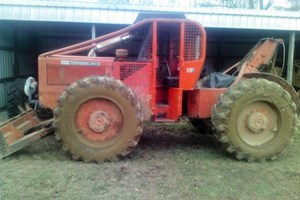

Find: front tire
[54,76,143,162]
[212,78,298,161]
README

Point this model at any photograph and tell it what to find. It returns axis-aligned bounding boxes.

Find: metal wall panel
[2,2,298,30]
[0,1,299,30]
[16,31,33,48]
[0,23,14,48]
[18,52,36,76]
[0,82,6,108]
[0,50,14,79]
[0,22,14,80]
[38,37,83,53]
[0,22,15,109]
[0,49,14,108]
[186,13,300,31]
[0,82,12,108]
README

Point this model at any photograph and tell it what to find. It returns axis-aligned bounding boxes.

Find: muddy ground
[0,121,300,200]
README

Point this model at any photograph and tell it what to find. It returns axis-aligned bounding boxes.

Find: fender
[243,72,300,114]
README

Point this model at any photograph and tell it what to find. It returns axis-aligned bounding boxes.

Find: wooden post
[287,31,295,84]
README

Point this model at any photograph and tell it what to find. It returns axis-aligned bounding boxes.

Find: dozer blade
[0,110,54,159]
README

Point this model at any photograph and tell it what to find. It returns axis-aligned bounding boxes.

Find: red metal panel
[114,62,152,119]
[38,19,207,117]
[47,65,105,85]
[187,88,227,118]
[179,21,206,89]
[46,56,113,85]
[39,91,60,109]
[178,22,185,88]
[119,64,145,81]
[180,60,204,89]
[155,87,168,104]
[184,22,204,61]
[151,21,158,114]
[39,57,63,109]
[167,88,183,120]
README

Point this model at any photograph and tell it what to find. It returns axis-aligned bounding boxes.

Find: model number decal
[186,67,195,73]
[61,60,100,66]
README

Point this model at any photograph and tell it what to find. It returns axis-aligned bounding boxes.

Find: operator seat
[159,61,179,87]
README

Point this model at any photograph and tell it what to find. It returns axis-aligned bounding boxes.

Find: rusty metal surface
[0,110,40,145]
[187,88,227,118]
[0,110,54,159]
[231,38,281,85]
[76,99,123,142]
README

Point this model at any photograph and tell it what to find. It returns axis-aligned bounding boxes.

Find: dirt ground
[0,121,300,200]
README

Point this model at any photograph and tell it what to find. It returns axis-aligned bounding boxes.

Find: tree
[193,0,275,9]
[288,0,300,10]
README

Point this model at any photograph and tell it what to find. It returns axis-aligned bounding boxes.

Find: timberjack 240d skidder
[1,18,299,162]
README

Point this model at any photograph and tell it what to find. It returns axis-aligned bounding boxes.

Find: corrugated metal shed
[0,0,299,31]
[0,0,299,110]
[0,21,40,109]
[0,22,14,108]
[0,51,14,79]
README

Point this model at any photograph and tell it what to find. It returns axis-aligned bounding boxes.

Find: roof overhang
[0,0,299,31]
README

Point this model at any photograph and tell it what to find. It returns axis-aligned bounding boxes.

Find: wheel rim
[237,101,280,146]
[75,98,123,143]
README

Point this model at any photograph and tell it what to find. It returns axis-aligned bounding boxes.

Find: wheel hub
[246,112,268,133]
[88,110,110,133]
[76,98,123,142]
[237,101,278,146]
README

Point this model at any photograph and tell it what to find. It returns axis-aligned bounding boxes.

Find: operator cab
[40,19,206,121]
[84,19,206,120]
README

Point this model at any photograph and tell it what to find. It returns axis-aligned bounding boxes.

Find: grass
[0,121,299,200]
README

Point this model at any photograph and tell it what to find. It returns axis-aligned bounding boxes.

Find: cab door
[179,21,206,89]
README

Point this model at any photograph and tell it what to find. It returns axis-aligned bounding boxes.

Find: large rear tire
[53,76,143,162]
[212,78,298,161]
[6,79,28,118]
